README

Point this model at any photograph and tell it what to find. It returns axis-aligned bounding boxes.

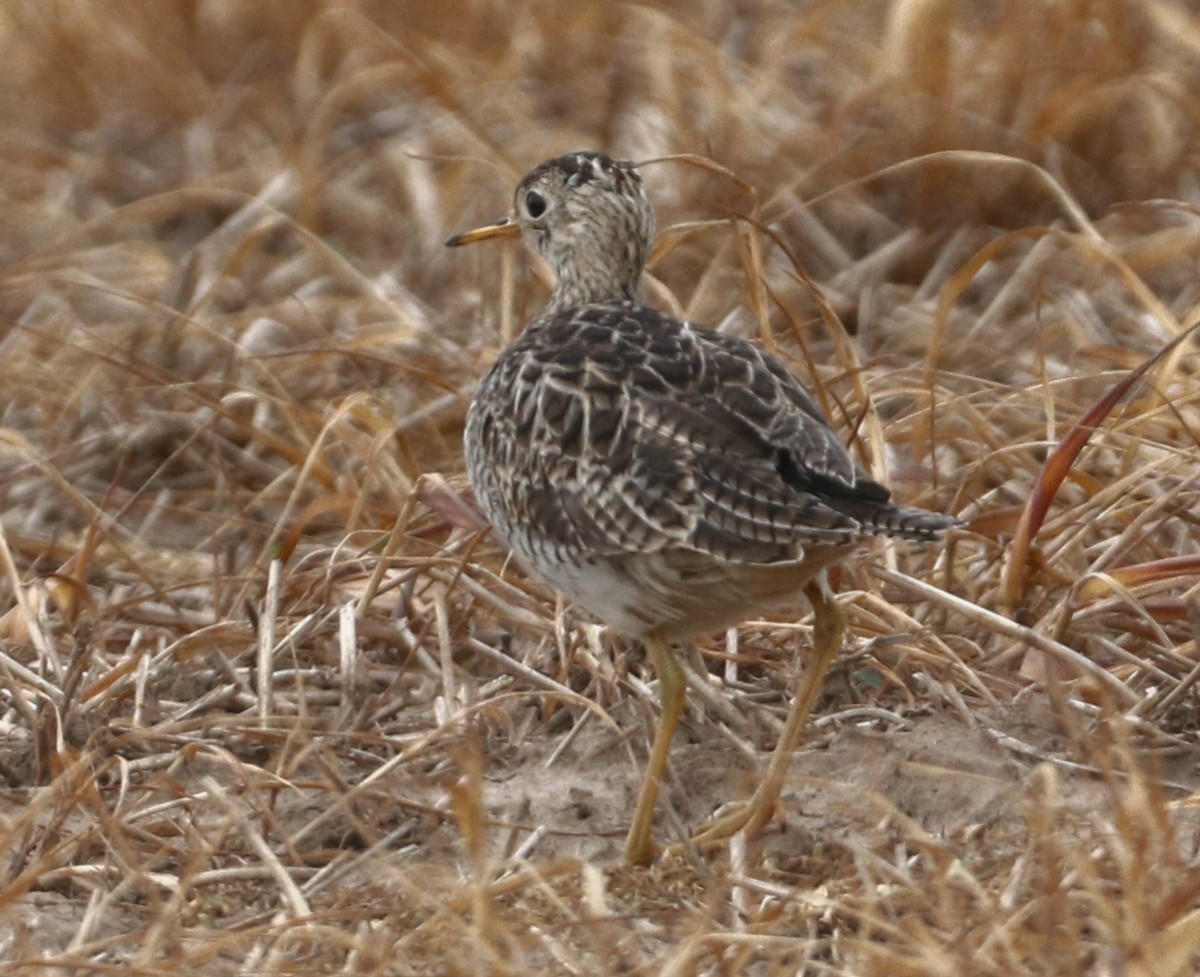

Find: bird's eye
[525,190,547,219]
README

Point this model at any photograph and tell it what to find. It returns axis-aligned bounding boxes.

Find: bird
[447,150,957,864]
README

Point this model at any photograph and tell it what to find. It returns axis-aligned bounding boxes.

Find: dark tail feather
[842,501,962,541]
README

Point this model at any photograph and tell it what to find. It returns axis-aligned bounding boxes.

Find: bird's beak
[445,215,520,248]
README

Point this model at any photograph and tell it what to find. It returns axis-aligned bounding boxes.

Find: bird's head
[448,151,655,310]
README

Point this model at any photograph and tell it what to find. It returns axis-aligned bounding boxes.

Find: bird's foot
[623,829,661,866]
[676,792,781,856]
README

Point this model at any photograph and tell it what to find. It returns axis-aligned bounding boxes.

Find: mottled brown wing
[468,301,950,569]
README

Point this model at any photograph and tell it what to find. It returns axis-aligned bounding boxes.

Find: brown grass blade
[1002,319,1200,609]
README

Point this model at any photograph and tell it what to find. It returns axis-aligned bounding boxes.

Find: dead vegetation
[0,0,1199,973]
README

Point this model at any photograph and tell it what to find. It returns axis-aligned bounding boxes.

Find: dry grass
[1,0,1199,973]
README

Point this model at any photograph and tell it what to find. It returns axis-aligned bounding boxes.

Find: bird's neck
[543,234,645,313]
[546,274,639,314]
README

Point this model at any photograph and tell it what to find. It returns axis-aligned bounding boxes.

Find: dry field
[1,1,1199,974]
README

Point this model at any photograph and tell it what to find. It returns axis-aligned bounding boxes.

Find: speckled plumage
[456,151,954,640]
[448,150,957,863]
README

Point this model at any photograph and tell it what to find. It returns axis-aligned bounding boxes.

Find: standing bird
[447,151,956,864]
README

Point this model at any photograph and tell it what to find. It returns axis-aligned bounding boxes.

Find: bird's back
[465,299,954,637]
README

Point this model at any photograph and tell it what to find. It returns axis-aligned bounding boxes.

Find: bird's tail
[845,502,962,542]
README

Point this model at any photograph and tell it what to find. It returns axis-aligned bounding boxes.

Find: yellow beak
[445,215,521,248]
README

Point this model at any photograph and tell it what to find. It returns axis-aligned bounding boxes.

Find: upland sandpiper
[448,151,956,864]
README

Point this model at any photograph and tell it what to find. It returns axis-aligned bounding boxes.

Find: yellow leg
[624,635,687,865]
[689,577,846,849]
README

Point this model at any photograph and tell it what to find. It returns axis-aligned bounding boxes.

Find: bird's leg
[624,635,687,865]
[688,576,846,850]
